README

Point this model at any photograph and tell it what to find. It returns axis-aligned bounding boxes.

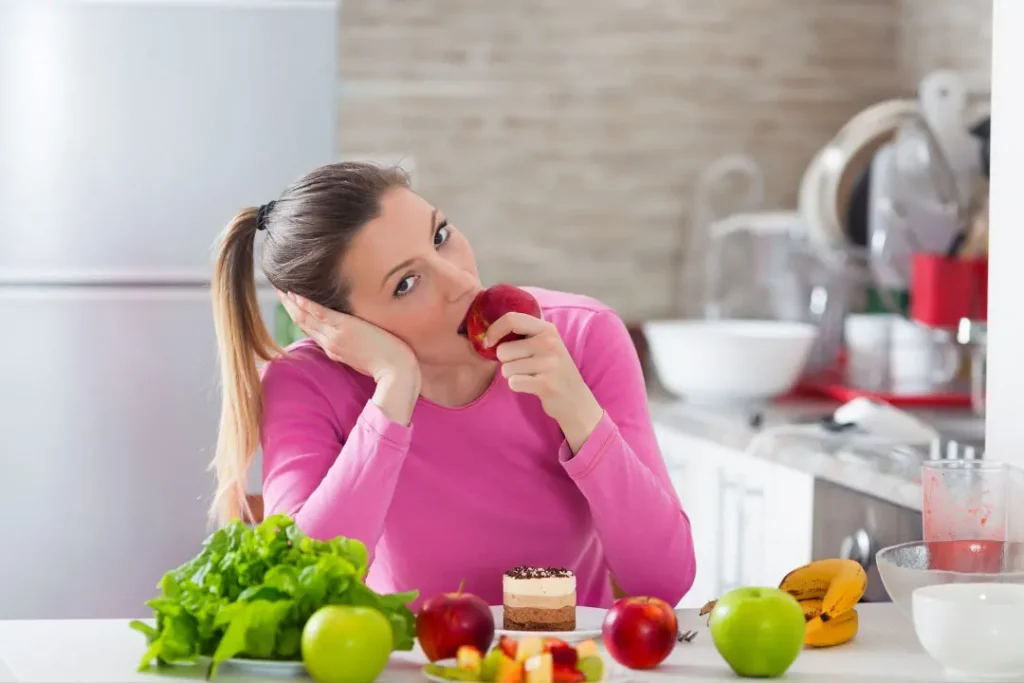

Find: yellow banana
[778,558,867,613]
[798,597,823,621]
[818,560,867,621]
[805,608,859,647]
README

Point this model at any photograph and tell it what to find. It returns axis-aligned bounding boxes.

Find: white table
[0,604,947,682]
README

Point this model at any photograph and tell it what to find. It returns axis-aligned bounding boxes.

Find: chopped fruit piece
[525,652,553,683]
[424,663,480,681]
[577,656,605,683]
[457,645,483,676]
[547,644,578,669]
[498,635,518,660]
[495,654,524,683]
[543,637,569,652]
[552,664,585,683]
[515,636,543,663]
[574,640,599,659]
[481,648,505,682]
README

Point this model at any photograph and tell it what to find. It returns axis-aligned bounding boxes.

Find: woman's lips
[457,317,468,336]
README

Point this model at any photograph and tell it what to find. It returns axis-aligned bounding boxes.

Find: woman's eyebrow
[379,209,440,290]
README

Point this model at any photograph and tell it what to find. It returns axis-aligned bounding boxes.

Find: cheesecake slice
[503,566,576,631]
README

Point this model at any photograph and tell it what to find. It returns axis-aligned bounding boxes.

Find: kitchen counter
[648,395,984,511]
[0,604,951,683]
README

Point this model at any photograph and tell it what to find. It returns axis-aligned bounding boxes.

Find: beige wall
[339,0,992,323]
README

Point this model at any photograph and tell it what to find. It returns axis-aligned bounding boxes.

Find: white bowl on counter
[643,319,818,406]
[912,583,1024,681]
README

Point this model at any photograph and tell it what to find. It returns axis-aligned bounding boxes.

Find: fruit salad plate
[424,659,612,683]
[423,635,609,683]
[490,606,605,642]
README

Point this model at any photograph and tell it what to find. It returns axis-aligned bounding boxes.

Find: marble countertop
[648,394,985,511]
[0,604,953,683]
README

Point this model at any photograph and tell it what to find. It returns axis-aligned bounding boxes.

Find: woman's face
[342,187,483,365]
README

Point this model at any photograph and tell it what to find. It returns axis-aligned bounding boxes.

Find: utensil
[888,318,960,394]
[843,313,894,390]
[799,99,922,252]
[701,211,809,321]
[918,70,982,208]
[642,319,818,407]
[913,583,1024,681]
[957,318,987,416]
[677,629,698,643]
[679,155,764,316]
[875,540,1024,618]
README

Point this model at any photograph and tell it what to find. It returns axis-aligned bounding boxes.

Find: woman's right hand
[279,292,421,424]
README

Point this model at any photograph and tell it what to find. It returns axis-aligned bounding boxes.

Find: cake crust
[503,605,576,631]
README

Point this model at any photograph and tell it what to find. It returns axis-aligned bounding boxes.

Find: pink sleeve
[558,310,696,605]
[259,358,412,559]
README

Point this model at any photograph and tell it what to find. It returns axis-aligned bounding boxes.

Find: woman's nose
[436,259,477,301]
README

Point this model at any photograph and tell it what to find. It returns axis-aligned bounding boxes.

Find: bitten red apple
[463,284,542,360]
[416,582,496,662]
[601,596,678,670]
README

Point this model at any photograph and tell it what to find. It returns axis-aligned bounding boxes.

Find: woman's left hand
[484,313,604,454]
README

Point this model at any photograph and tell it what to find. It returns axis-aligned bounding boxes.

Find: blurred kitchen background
[0,0,1001,621]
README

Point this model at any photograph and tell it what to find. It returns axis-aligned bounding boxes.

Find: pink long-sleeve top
[260,287,696,609]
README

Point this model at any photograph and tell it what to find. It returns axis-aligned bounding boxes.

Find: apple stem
[456,579,465,597]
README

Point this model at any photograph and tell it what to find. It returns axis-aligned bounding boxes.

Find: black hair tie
[255,201,276,231]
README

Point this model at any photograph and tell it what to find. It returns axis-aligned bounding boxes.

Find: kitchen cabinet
[655,423,814,608]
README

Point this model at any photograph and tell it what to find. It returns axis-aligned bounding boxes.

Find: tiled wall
[338,0,992,322]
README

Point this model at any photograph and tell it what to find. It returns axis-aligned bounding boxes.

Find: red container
[910,254,988,328]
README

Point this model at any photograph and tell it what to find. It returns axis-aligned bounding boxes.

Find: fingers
[483,312,551,348]
[279,294,325,338]
[500,356,554,378]
[507,374,544,395]
[289,293,346,326]
[495,338,535,362]
[278,292,352,355]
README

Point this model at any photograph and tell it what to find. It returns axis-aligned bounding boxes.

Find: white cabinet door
[655,425,719,608]
[713,447,815,592]
[655,422,814,604]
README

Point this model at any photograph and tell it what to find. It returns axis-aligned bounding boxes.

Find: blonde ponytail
[209,208,282,526]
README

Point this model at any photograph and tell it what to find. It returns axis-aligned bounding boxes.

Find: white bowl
[913,583,1024,681]
[643,319,818,405]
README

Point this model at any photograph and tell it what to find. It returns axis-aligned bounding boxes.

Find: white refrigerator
[0,0,338,618]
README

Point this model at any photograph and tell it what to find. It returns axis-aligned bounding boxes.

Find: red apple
[601,596,678,670]
[416,582,496,662]
[463,284,542,360]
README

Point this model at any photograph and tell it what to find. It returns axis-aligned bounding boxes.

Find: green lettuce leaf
[131,514,418,678]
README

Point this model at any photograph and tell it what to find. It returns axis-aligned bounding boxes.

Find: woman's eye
[434,223,451,247]
[394,274,419,298]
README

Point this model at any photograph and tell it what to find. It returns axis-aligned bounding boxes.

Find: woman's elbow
[662,540,697,607]
[655,516,698,606]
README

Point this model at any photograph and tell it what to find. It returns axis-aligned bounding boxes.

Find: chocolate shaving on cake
[504,566,574,579]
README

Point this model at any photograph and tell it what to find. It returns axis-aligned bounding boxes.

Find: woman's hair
[209,161,410,526]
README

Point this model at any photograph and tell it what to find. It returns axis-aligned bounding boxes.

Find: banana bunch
[778,558,867,647]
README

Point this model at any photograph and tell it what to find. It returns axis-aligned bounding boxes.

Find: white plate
[195,655,306,677]
[425,658,614,683]
[490,605,605,642]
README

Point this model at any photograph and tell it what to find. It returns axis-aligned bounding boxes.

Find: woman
[210,161,695,609]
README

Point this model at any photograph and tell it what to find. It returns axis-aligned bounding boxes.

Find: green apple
[709,587,806,678]
[301,605,393,683]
